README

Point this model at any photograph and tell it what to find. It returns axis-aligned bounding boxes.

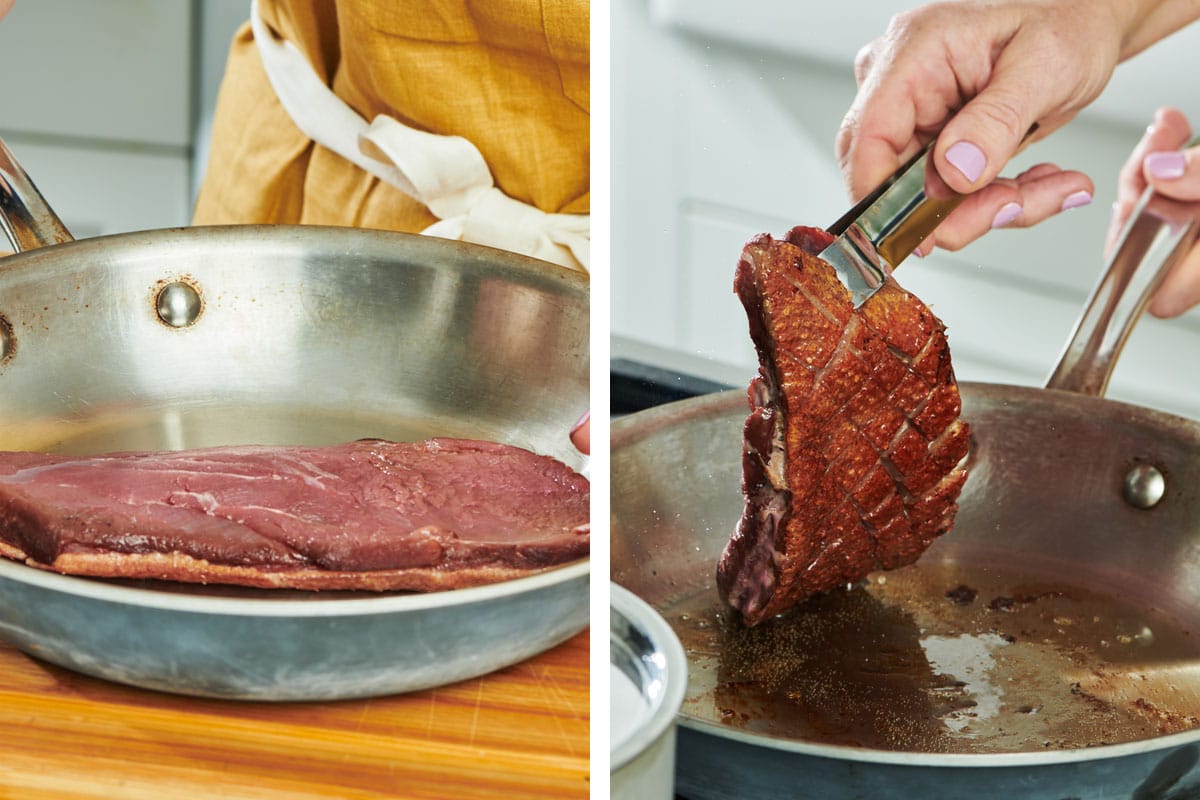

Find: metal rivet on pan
[0,314,12,362]
[1123,464,1166,510]
[156,281,202,328]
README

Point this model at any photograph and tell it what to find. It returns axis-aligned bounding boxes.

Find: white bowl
[611,582,688,799]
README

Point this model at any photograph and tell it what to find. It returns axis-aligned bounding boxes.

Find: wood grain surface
[0,630,589,800]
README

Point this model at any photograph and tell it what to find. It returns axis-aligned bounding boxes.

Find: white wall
[612,0,1200,421]
[0,0,246,239]
[193,0,252,198]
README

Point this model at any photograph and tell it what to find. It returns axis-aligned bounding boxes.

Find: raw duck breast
[0,438,589,591]
[717,226,969,626]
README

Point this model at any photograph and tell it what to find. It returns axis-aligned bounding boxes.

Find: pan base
[668,559,1200,753]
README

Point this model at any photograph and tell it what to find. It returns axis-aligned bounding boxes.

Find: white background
[612,0,1200,421]
[0,0,247,239]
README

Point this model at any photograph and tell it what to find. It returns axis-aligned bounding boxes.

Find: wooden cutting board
[0,630,589,799]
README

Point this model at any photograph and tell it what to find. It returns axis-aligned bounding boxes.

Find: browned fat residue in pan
[669,561,1200,754]
[0,313,14,364]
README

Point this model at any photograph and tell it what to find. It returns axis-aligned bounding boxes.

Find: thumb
[932,61,1056,194]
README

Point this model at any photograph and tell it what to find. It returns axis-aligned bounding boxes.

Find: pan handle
[0,136,74,254]
[1045,186,1200,396]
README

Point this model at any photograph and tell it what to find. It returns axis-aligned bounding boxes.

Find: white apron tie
[248,0,589,272]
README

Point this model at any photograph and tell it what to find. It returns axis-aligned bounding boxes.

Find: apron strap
[248,0,589,271]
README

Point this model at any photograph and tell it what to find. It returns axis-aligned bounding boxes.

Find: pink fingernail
[1147,151,1186,179]
[991,202,1022,228]
[1061,190,1092,211]
[945,141,987,184]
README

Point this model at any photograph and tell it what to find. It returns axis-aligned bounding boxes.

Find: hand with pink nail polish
[1108,107,1200,318]
[569,410,590,455]
[837,0,1200,258]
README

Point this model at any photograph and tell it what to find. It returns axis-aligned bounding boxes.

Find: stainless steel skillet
[0,139,589,700]
[612,190,1200,798]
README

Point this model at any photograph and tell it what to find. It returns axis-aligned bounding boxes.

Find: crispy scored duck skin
[718,226,969,626]
[0,438,589,591]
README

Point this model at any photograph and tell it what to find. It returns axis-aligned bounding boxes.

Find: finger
[1138,113,1200,318]
[837,18,966,200]
[569,410,590,455]
[1150,246,1200,318]
[932,28,1114,194]
[1106,107,1192,253]
[933,57,1056,193]
[853,40,877,86]
[1117,107,1191,203]
[913,233,935,259]
[837,101,926,204]
[837,124,898,203]
[916,165,1094,253]
[1006,164,1095,227]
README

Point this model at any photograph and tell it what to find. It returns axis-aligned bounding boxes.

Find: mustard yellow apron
[193,0,589,270]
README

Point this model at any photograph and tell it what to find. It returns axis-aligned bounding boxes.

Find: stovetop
[610,357,733,415]
[610,336,744,415]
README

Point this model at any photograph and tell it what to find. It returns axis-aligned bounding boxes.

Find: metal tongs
[822,126,1200,400]
[821,138,966,306]
[824,127,1046,307]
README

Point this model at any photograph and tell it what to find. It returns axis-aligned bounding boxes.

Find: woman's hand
[569,410,590,455]
[1109,107,1200,318]
[837,0,1200,257]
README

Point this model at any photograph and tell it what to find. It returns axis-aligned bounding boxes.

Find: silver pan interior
[0,225,589,700]
[612,387,1200,799]
[0,225,587,462]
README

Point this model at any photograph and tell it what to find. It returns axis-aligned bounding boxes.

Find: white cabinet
[0,0,246,238]
[612,0,1200,421]
[0,1,193,146]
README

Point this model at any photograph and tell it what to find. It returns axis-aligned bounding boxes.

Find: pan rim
[611,382,1200,442]
[678,714,1200,766]
[0,223,590,300]
[0,556,589,617]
